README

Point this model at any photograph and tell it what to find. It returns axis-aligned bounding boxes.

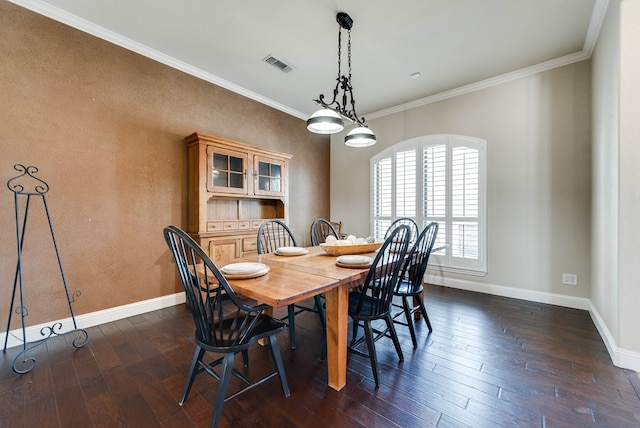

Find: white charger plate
[336,255,373,268]
[221,262,267,275]
[337,255,372,265]
[222,266,270,279]
[275,246,309,256]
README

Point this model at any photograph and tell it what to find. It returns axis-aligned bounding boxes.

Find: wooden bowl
[319,242,382,256]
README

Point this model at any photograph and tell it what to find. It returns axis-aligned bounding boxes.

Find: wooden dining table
[225,246,375,391]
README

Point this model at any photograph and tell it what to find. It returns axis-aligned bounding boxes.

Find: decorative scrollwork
[70,290,82,303]
[7,164,50,195]
[12,350,36,374]
[71,329,89,348]
[14,305,28,317]
[11,325,89,374]
[314,75,365,126]
[40,322,63,338]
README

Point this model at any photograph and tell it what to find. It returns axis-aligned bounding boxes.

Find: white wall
[331,62,592,302]
[617,0,640,353]
[591,0,620,353]
[591,0,640,368]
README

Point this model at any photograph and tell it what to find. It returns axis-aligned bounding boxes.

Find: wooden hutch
[185,132,291,263]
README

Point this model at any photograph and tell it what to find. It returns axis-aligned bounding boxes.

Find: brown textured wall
[0,1,330,326]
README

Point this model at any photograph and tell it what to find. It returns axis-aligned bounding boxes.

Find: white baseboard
[1,292,185,350]
[588,302,640,372]
[425,274,592,309]
[426,274,640,373]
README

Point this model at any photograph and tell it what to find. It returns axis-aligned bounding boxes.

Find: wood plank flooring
[1,285,639,427]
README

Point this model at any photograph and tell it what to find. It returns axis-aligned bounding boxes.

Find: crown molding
[365,0,609,120]
[9,0,609,123]
[8,0,308,121]
[584,0,610,57]
[366,51,590,120]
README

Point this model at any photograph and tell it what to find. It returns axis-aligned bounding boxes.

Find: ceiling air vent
[263,55,294,73]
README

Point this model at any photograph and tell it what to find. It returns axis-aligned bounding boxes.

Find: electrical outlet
[562,273,578,286]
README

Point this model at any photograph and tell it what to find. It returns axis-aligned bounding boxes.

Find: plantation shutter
[396,149,417,218]
[373,157,393,238]
[423,144,447,252]
[451,146,479,259]
[371,135,485,274]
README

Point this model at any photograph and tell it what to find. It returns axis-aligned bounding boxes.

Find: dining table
[224,246,376,391]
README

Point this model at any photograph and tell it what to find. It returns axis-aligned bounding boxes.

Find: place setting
[220,262,270,279]
[274,246,309,256]
[335,255,373,269]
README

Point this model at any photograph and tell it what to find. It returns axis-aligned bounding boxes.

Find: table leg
[259,306,274,346]
[413,293,422,320]
[324,284,348,391]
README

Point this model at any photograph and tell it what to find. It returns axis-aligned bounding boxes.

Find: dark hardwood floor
[2,285,639,427]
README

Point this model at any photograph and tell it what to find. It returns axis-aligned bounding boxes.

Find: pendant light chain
[347,29,352,82]
[338,28,342,80]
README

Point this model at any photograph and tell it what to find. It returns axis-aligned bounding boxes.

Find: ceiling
[15,0,607,121]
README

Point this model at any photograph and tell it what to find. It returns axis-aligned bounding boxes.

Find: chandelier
[306,12,376,148]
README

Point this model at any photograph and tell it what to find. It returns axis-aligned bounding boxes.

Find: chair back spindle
[310,218,339,246]
[257,219,296,254]
[384,217,419,243]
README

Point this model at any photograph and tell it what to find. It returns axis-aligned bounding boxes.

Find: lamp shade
[344,126,376,147]
[306,109,344,134]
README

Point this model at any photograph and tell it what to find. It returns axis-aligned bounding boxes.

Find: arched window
[371,135,487,274]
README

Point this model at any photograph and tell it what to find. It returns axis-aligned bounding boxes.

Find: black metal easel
[3,164,88,373]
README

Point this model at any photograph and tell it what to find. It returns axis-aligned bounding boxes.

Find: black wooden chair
[384,217,419,243]
[257,219,297,254]
[257,219,325,350]
[392,221,439,348]
[348,224,411,387]
[163,225,289,428]
[310,217,339,245]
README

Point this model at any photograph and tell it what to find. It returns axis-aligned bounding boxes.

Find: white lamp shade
[306,109,344,134]
[344,126,376,147]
